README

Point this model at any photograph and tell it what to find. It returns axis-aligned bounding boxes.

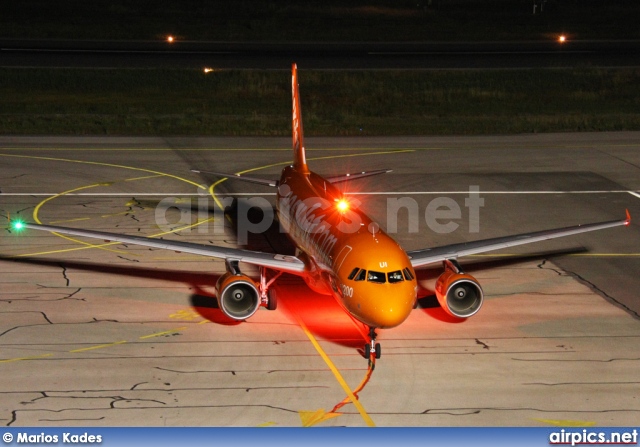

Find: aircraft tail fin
[291,63,309,174]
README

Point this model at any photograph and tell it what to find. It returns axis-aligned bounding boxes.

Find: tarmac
[0,133,639,427]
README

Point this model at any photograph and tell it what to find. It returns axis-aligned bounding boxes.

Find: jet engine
[435,264,484,319]
[215,272,261,320]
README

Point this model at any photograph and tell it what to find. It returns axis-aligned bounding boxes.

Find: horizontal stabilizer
[325,169,392,184]
[191,169,278,187]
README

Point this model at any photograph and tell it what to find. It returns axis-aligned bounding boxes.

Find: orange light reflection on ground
[275,276,368,349]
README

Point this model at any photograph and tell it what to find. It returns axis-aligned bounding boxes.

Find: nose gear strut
[364,327,381,369]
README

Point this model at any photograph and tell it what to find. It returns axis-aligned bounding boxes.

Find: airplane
[10,64,631,366]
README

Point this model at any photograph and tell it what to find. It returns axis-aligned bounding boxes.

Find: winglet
[625,209,631,226]
[292,63,309,174]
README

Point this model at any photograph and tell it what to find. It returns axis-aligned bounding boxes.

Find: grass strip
[1,68,639,136]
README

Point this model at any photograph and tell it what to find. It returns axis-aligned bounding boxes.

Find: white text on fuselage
[279,187,340,266]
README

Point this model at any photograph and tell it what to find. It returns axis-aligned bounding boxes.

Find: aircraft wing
[407,210,631,268]
[191,169,278,187]
[20,223,306,275]
[325,169,392,184]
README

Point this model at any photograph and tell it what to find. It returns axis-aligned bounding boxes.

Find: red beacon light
[336,199,349,213]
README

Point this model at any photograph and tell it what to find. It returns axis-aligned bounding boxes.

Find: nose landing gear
[364,327,381,369]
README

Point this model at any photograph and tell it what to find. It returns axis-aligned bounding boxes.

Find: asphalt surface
[0,133,639,426]
[2,40,640,69]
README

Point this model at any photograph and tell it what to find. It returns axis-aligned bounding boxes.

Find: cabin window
[348,267,360,280]
[355,269,367,281]
[403,268,415,280]
[367,270,386,284]
[388,270,404,283]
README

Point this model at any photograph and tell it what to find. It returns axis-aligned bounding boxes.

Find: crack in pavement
[59,263,70,287]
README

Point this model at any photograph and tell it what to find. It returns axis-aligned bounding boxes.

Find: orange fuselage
[277,165,417,329]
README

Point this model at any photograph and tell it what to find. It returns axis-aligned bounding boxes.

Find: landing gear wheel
[375,343,381,359]
[267,288,277,311]
[364,343,371,358]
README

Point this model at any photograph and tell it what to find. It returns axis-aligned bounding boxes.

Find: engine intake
[216,272,261,320]
[435,269,484,318]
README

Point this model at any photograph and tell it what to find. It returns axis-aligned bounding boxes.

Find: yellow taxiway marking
[1,154,215,258]
[0,354,53,363]
[296,316,375,427]
[139,327,188,339]
[31,182,131,255]
[534,418,597,427]
[124,174,165,181]
[0,153,205,190]
[69,341,127,353]
[48,217,92,224]
[299,409,342,427]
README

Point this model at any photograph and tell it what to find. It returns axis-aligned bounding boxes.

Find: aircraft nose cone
[374,301,413,329]
[352,282,416,329]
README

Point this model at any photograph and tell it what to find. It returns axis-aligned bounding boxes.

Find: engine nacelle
[435,270,484,318]
[215,272,261,320]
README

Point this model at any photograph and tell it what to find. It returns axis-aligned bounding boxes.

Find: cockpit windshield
[387,270,404,283]
[348,267,414,284]
[367,270,386,283]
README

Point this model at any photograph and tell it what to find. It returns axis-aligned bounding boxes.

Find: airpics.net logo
[154,185,485,244]
[549,429,638,446]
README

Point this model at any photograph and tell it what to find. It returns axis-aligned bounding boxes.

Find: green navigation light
[11,220,25,231]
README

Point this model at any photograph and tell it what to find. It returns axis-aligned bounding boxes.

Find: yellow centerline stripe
[296,317,375,427]
[69,341,127,353]
[139,327,188,339]
[0,354,53,363]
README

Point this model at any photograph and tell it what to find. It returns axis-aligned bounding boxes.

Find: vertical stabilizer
[291,63,309,174]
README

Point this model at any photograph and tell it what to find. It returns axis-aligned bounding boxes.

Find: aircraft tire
[375,343,381,359]
[267,289,277,311]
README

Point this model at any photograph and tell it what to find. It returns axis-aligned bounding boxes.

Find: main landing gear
[364,327,381,369]
[259,267,282,311]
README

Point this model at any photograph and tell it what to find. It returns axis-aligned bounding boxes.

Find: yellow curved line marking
[70,341,127,353]
[49,217,92,224]
[139,327,188,339]
[0,152,213,257]
[31,182,131,255]
[0,153,205,190]
[124,174,165,182]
